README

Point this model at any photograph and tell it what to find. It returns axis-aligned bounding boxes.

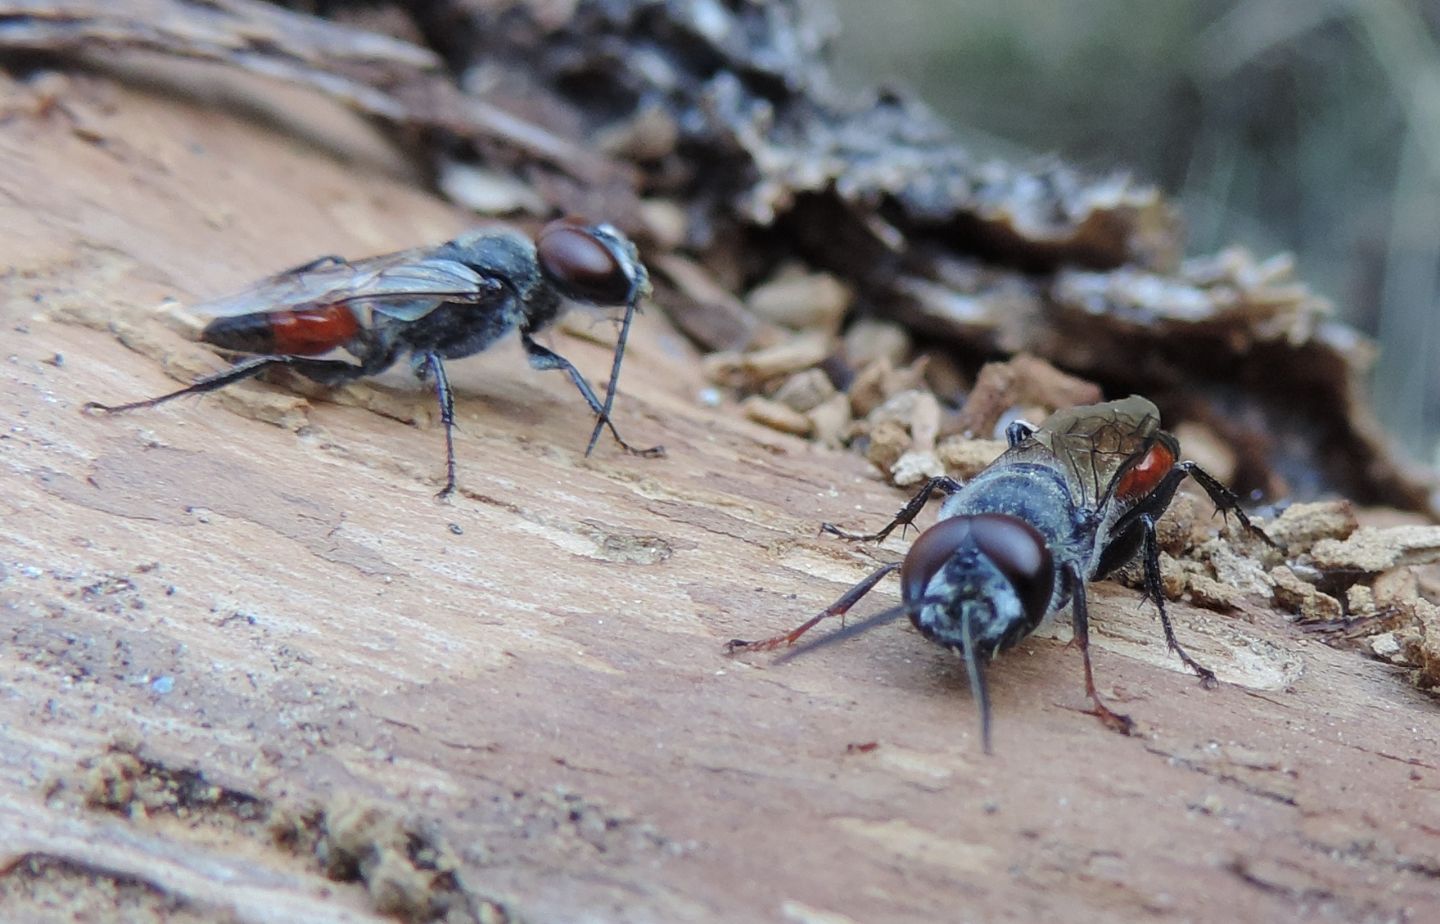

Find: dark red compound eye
[968,514,1054,623]
[537,220,635,305]
[901,517,974,605]
[901,514,1053,623]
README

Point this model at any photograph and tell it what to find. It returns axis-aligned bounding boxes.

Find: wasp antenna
[774,595,948,664]
[774,603,908,663]
[586,293,638,456]
[960,605,993,754]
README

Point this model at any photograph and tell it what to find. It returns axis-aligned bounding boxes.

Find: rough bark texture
[2,66,1439,924]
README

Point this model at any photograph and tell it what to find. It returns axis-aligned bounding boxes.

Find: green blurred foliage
[830,0,1439,468]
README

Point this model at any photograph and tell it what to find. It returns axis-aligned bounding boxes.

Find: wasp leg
[83,355,367,414]
[1095,464,1221,685]
[726,562,900,653]
[1137,512,1218,687]
[821,475,964,544]
[1180,462,1280,549]
[585,293,642,458]
[415,352,461,500]
[520,334,663,458]
[1068,566,1136,737]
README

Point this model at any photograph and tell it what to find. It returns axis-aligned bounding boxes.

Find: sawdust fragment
[742,395,812,437]
[1265,500,1358,553]
[771,368,837,413]
[806,393,852,448]
[1402,601,1440,690]
[935,436,1006,479]
[0,853,225,924]
[81,748,264,828]
[863,418,909,473]
[841,318,910,370]
[1270,566,1343,623]
[746,266,851,332]
[846,357,928,419]
[702,332,833,388]
[1310,526,1440,572]
[311,793,487,923]
[952,354,1101,439]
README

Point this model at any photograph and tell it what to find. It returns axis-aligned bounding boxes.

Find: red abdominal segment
[1113,440,1176,501]
[267,304,360,355]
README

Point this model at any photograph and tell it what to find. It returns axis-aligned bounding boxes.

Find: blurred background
[830,0,1440,470]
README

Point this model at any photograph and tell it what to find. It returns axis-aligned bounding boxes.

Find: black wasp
[85,219,663,497]
[729,396,1277,752]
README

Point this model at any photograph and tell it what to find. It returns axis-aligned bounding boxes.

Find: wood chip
[1267,501,1359,552]
[864,418,910,472]
[746,265,851,331]
[952,354,1101,438]
[866,390,941,451]
[1373,567,1421,606]
[847,356,930,418]
[806,393,852,448]
[1346,584,1375,616]
[1187,573,1243,612]
[741,395,811,437]
[771,368,836,413]
[1402,601,1440,689]
[1270,566,1343,622]
[1204,540,1275,596]
[842,318,911,369]
[656,254,780,353]
[702,332,832,388]
[890,450,943,487]
[1310,526,1440,573]
[936,436,1006,479]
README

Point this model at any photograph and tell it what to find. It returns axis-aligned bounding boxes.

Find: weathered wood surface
[2,72,1438,923]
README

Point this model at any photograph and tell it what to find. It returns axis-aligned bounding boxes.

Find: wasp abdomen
[203,305,359,356]
[1114,439,1178,502]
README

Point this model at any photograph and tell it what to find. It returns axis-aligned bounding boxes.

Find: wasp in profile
[85,219,663,497]
[729,396,1277,752]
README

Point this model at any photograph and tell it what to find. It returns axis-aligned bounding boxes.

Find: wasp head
[900,513,1055,650]
[899,513,1055,752]
[537,219,650,309]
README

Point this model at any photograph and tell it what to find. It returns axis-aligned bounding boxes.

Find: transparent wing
[1000,396,1161,509]
[193,250,496,322]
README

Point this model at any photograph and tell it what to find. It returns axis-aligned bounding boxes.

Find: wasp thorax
[901,513,1055,633]
[537,219,636,305]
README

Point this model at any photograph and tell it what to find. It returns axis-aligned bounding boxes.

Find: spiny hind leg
[84,355,366,414]
[1137,512,1217,687]
[725,562,900,653]
[1068,567,1136,737]
[415,352,459,499]
[821,476,963,544]
[520,334,662,457]
[1181,462,1280,549]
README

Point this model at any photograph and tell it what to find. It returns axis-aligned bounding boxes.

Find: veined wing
[1002,396,1162,509]
[193,250,497,323]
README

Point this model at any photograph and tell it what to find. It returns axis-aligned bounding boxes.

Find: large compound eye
[537,220,635,305]
[967,514,1054,623]
[900,515,1054,622]
[900,517,977,605]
